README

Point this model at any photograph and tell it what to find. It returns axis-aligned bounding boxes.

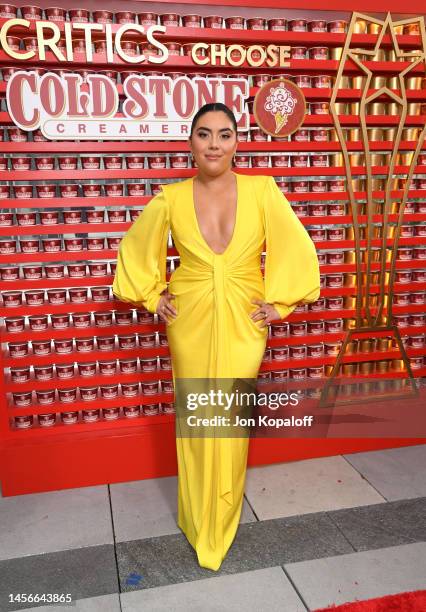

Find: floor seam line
[326,510,358,553]
[243,492,260,521]
[107,484,123,612]
[340,454,389,502]
[280,565,310,611]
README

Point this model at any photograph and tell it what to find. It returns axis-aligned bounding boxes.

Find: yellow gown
[112,172,320,571]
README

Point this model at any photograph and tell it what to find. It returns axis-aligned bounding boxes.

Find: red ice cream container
[328,20,348,33]
[72,313,91,327]
[51,314,70,329]
[288,19,307,32]
[164,41,181,56]
[309,203,327,216]
[250,127,269,141]
[115,11,136,24]
[9,341,29,358]
[2,66,19,81]
[60,184,79,198]
[21,238,39,252]
[11,366,31,383]
[44,264,64,278]
[271,154,290,168]
[294,74,311,88]
[63,214,83,230]
[205,15,223,29]
[9,127,28,142]
[117,334,137,350]
[45,6,65,21]
[87,237,104,250]
[268,18,286,31]
[104,156,122,169]
[91,286,110,301]
[17,211,36,225]
[170,154,189,168]
[329,179,345,193]
[75,338,94,353]
[252,154,269,168]
[1,265,19,279]
[247,17,267,30]
[138,12,157,26]
[12,156,31,170]
[46,289,66,304]
[83,184,102,197]
[5,36,19,51]
[69,8,89,23]
[148,155,167,170]
[291,154,309,168]
[22,37,38,51]
[82,156,101,169]
[78,362,96,377]
[21,5,42,19]
[0,4,17,18]
[59,156,77,170]
[99,360,116,376]
[309,47,329,60]
[182,14,202,28]
[3,291,22,307]
[100,384,118,400]
[38,210,58,226]
[160,13,179,27]
[5,317,25,333]
[106,183,124,197]
[25,289,44,306]
[36,184,56,198]
[94,312,113,327]
[119,358,137,373]
[311,102,329,115]
[308,20,327,32]
[32,340,51,356]
[311,154,329,168]
[89,262,108,276]
[11,340,33,361]
[0,185,10,199]
[224,16,245,29]
[126,155,145,168]
[93,10,113,23]
[42,238,61,252]
[13,391,33,407]
[122,382,139,397]
[68,287,87,303]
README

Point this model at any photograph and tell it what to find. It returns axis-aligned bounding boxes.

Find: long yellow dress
[112,172,320,571]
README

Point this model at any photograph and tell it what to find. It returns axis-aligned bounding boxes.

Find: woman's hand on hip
[250,299,281,328]
[156,290,177,324]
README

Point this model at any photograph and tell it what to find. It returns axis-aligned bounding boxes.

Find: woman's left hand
[250,299,281,328]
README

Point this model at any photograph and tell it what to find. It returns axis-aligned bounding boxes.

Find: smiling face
[188,110,238,177]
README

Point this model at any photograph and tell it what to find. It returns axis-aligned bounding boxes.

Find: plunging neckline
[191,171,239,257]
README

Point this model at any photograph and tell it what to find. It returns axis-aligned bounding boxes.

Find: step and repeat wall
[0,1,425,494]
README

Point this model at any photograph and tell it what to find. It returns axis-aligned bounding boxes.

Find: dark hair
[190,102,238,138]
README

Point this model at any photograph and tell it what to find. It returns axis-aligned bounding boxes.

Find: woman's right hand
[156,290,177,324]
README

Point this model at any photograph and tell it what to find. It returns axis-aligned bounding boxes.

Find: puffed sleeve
[112,188,170,314]
[263,176,320,320]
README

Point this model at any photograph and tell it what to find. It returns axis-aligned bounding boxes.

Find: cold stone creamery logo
[6,72,250,140]
[254,78,306,137]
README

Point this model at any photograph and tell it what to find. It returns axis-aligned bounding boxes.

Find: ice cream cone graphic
[253,78,305,138]
[274,110,287,133]
[264,81,296,135]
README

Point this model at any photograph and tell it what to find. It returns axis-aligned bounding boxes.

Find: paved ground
[1,444,425,611]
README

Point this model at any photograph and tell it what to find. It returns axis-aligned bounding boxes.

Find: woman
[112,102,320,571]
